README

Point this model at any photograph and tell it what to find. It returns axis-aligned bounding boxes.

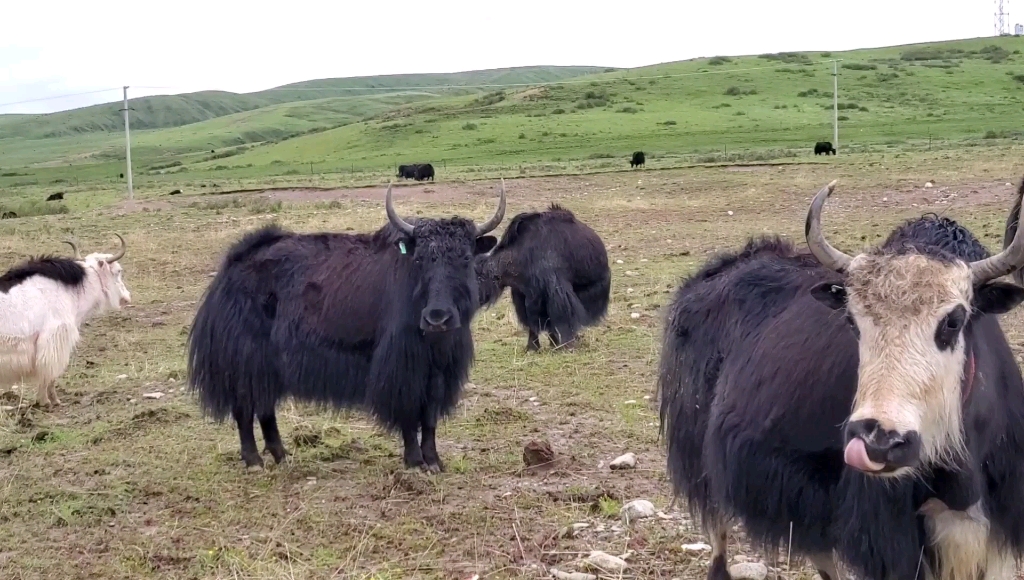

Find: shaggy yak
[187,181,506,471]
[477,203,610,351]
[659,178,1024,580]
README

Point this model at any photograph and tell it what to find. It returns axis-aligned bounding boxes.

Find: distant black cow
[414,163,435,182]
[1,211,16,220]
[397,164,420,180]
[660,178,1024,580]
[119,173,124,179]
[168,189,183,195]
[46,192,64,201]
[187,180,506,472]
[630,151,645,168]
[478,204,610,351]
[814,141,836,155]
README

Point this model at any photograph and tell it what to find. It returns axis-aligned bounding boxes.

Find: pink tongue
[844,438,885,472]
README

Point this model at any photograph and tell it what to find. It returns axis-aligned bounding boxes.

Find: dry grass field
[3,146,1024,579]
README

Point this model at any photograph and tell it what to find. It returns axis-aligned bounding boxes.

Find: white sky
[0,0,1006,115]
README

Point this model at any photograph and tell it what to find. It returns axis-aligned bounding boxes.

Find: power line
[0,87,121,110]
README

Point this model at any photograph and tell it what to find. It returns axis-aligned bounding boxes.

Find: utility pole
[121,86,134,200]
[831,60,839,154]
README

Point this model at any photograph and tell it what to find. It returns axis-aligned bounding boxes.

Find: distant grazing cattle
[478,204,610,351]
[187,181,506,471]
[414,163,435,182]
[0,235,131,407]
[45,192,64,201]
[630,151,645,168]
[814,141,836,155]
[1,212,16,220]
[119,173,124,179]
[397,164,420,180]
[659,178,1024,580]
[168,189,183,195]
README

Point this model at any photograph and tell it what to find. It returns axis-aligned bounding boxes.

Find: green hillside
[2,37,1024,194]
[0,66,611,140]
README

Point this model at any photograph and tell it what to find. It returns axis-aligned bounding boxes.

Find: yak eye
[934,305,967,351]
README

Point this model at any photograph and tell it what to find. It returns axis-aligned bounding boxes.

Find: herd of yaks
[4,173,1024,580]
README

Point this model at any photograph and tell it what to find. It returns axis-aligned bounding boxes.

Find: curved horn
[971,179,1024,285]
[105,233,126,263]
[64,240,82,260]
[805,179,854,273]
[475,178,507,236]
[384,183,416,236]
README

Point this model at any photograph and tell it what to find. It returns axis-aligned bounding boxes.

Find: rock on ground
[583,551,628,574]
[728,562,768,580]
[620,499,656,524]
[609,452,637,470]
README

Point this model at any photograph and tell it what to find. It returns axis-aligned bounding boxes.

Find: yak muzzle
[421,307,460,333]
[843,419,921,474]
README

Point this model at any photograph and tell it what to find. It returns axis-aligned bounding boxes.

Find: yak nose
[421,308,457,331]
[120,294,132,307]
[843,419,921,474]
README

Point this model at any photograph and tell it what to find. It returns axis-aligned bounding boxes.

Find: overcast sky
[0,0,1007,115]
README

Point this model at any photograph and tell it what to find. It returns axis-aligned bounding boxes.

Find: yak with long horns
[187,181,506,472]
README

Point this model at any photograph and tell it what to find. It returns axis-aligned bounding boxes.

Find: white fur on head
[845,253,970,475]
[82,253,131,310]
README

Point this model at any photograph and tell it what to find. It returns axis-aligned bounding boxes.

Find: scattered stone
[609,452,637,470]
[626,288,635,294]
[625,270,639,277]
[559,522,590,538]
[727,210,734,216]
[616,259,624,264]
[729,562,768,580]
[630,312,641,319]
[208,272,217,278]
[682,542,712,554]
[643,395,651,401]
[925,181,934,188]
[640,259,649,262]
[523,439,556,468]
[629,303,642,308]
[465,382,476,390]
[1008,183,1014,187]
[142,392,165,400]
[0,406,14,412]
[116,374,128,380]
[620,499,656,523]
[882,197,888,202]
[583,551,628,574]
[550,569,596,580]
[528,396,539,402]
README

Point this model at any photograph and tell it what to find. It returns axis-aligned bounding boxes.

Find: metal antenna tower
[996,0,1010,35]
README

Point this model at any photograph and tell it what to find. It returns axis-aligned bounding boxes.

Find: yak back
[0,256,86,294]
[491,204,608,280]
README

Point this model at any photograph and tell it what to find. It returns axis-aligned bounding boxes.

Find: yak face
[67,234,132,310]
[398,218,497,333]
[806,180,1024,477]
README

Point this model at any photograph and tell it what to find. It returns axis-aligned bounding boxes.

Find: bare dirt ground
[3,154,1024,579]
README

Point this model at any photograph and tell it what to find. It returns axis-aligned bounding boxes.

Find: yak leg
[545,279,584,351]
[707,518,732,580]
[807,553,842,580]
[233,406,263,468]
[401,421,426,470]
[258,412,288,464]
[419,378,445,473]
[511,288,541,351]
[34,324,76,407]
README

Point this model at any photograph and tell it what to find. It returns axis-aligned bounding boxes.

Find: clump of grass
[0,199,70,217]
[724,86,758,96]
[617,106,639,114]
[843,62,877,71]
[708,56,732,65]
[461,122,478,131]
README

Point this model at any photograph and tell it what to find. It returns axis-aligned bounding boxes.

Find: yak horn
[105,233,126,263]
[384,183,416,235]
[971,187,1024,285]
[805,179,854,273]
[475,178,507,236]
[64,240,82,260]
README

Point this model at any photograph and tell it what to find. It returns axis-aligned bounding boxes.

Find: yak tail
[540,273,588,344]
[187,226,286,421]
[1004,175,1024,286]
[575,271,611,325]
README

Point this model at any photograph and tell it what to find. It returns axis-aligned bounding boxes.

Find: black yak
[415,163,435,182]
[187,181,507,472]
[1,211,16,219]
[814,141,835,155]
[397,164,420,180]
[630,151,645,168]
[45,192,64,201]
[478,204,610,351]
[659,178,1024,580]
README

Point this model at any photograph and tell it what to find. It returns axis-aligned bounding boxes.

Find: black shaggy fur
[187,219,498,471]
[478,204,610,351]
[415,163,435,182]
[0,256,86,294]
[814,141,836,155]
[659,214,1024,580]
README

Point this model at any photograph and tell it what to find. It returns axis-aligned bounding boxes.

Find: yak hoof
[265,445,288,464]
[421,462,443,474]
[526,340,540,352]
[242,452,265,470]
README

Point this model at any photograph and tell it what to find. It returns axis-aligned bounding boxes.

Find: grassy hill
[0,66,611,141]
[2,37,1024,198]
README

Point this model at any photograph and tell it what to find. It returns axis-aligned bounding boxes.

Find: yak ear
[395,237,416,256]
[474,235,498,255]
[810,281,848,311]
[974,281,1024,315]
